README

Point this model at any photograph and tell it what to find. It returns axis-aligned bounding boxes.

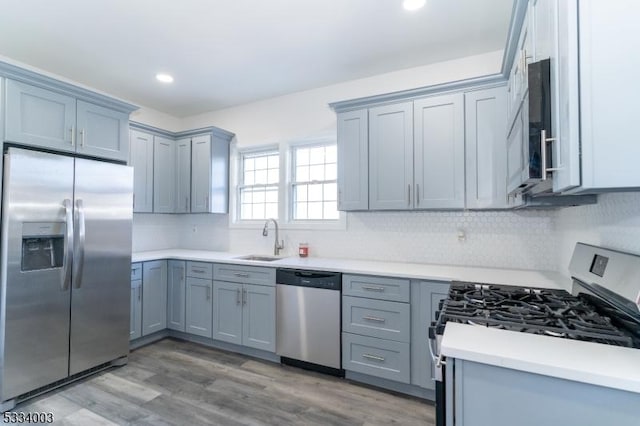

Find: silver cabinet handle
[192,269,206,274]
[73,199,86,289]
[236,288,241,305]
[363,316,386,323]
[185,196,189,211]
[362,353,385,362]
[234,272,250,278]
[242,288,247,305]
[361,285,385,292]
[207,286,211,300]
[407,184,411,206]
[61,199,73,291]
[541,129,548,181]
[138,286,141,301]
[70,126,75,146]
[416,183,420,206]
[80,129,86,147]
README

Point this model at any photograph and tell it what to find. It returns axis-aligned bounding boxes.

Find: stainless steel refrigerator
[0,147,133,409]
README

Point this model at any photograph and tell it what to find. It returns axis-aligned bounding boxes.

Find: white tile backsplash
[132,214,181,252]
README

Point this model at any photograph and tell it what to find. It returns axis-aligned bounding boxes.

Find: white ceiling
[0,0,514,117]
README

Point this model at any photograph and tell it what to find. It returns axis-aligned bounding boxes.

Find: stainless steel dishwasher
[276,269,342,375]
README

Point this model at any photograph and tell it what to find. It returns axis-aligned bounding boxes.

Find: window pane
[325,163,337,181]
[307,202,323,219]
[324,202,339,219]
[265,188,278,203]
[240,189,253,204]
[295,202,308,220]
[309,164,324,181]
[267,169,279,184]
[255,169,267,184]
[296,165,309,182]
[244,171,254,185]
[255,156,267,170]
[296,148,309,166]
[267,154,279,169]
[253,190,265,203]
[241,204,252,220]
[252,204,264,219]
[325,145,337,163]
[323,183,337,201]
[244,157,255,171]
[296,184,308,202]
[308,183,322,201]
[309,147,325,165]
[265,203,278,219]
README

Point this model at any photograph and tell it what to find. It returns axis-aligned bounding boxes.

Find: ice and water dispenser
[21,222,64,271]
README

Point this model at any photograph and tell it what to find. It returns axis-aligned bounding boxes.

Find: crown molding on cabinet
[0,60,138,114]
[129,121,235,141]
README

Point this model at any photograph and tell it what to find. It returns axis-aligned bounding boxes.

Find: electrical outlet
[457,229,466,242]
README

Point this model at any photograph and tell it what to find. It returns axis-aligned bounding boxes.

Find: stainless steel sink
[235,254,282,262]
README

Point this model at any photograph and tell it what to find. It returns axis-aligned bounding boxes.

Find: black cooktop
[432,281,639,348]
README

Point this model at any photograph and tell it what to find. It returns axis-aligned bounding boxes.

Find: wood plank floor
[19,338,435,425]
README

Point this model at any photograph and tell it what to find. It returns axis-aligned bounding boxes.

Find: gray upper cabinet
[414,93,465,209]
[175,138,191,213]
[5,80,76,152]
[185,277,213,338]
[368,102,413,210]
[191,133,229,213]
[167,260,186,332]
[337,109,368,211]
[142,260,167,336]
[76,100,129,162]
[153,136,175,213]
[506,98,527,197]
[5,80,130,162]
[465,86,509,209]
[410,280,450,390]
[129,129,154,213]
[242,284,276,352]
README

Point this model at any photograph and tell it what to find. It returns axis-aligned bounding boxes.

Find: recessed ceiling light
[403,0,426,11]
[156,73,174,83]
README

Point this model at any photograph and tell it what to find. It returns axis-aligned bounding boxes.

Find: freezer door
[0,148,74,401]
[69,158,133,375]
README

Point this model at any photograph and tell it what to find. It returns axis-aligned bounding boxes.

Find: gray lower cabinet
[5,79,130,162]
[167,260,186,332]
[342,333,410,383]
[185,277,213,338]
[130,279,142,340]
[449,359,640,426]
[129,129,154,213]
[342,296,410,342]
[242,284,276,352]
[212,280,243,345]
[142,260,167,336]
[410,280,450,390]
[153,136,176,213]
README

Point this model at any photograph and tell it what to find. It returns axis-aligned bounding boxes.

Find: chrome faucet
[262,218,284,256]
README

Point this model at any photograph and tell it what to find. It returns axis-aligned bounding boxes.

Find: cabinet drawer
[131,263,142,281]
[343,274,410,302]
[342,333,410,383]
[214,264,275,286]
[342,296,410,342]
[187,261,213,279]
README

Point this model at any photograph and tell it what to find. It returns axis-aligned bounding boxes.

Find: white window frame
[230,138,346,231]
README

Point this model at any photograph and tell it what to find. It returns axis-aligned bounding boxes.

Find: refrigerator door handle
[73,199,86,289]
[61,199,74,291]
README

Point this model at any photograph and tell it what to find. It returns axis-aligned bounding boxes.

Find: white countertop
[441,322,640,394]
[132,249,567,289]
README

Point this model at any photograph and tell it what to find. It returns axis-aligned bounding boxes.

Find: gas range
[432,282,639,348]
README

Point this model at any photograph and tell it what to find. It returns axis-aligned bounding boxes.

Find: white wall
[130,106,182,132]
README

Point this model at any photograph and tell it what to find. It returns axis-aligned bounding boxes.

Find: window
[291,143,339,220]
[238,150,279,220]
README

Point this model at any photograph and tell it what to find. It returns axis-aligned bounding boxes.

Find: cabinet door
[553,0,580,192]
[130,279,142,340]
[129,129,154,213]
[186,277,213,338]
[191,134,212,213]
[337,109,368,211]
[76,100,129,162]
[410,280,450,390]
[167,260,186,332]
[530,0,556,62]
[242,284,276,352]
[5,80,76,152]
[506,100,527,196]
[414,94,465,209]
[212,280,242,345]
[153,136,175,213]
[142,260,167,336]
[368,102,413,210]
[465,87,509,209]
[175,138,191,213]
